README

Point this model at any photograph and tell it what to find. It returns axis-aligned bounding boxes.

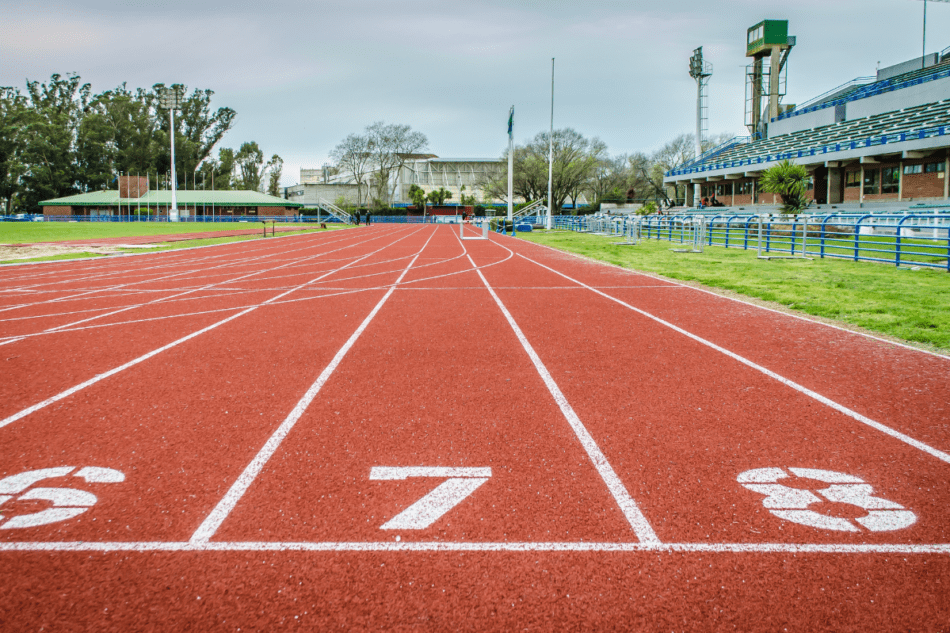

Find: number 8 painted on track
[738,467,916,532]
[0,466,124,530]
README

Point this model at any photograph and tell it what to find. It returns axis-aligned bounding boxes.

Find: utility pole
[547,58,554,230]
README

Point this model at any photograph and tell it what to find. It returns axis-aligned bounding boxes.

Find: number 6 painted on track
[0,466,124,529]
[370,467,491,530]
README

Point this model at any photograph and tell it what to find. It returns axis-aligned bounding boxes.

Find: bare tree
[365,121,428,207]
[481,128,605,212]
[330,133,373,206]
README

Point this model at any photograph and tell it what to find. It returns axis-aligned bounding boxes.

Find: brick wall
[43,206,71,217]
[901,158,948,200]
[258,206,293,217]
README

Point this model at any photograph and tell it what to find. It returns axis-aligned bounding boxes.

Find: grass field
[518,229,950,352]
[0,222,331,244]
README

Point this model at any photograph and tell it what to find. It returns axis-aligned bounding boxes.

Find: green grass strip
[517,230,950,353]
[0,222,334,244]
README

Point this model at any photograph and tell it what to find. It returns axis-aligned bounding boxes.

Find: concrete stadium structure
[665,40,950,209]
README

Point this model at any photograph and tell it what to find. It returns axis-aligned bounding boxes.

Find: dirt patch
[0,243,125,261]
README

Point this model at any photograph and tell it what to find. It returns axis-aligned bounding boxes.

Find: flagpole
[547,57,554,230]
[507,105,514,222]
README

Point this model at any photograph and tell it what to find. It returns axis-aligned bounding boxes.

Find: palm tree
[759,160,809,213]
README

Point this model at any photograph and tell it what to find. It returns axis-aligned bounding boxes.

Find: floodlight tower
[159,86,184,221]
[688,47,713,161]
[745,20,795,140]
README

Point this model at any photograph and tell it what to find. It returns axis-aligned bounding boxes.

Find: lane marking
[0,227,413,347]
[738,467,916,533]
[0,228,422,432]
[0,226,372,312]
[370,467,491,530]
[521,238,950,361]
[464,252,660,544]
[0,466,124,530]
[517,252,950,466]
[0,540,948,554]
[190,227,439,543]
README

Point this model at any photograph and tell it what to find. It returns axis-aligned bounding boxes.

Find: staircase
[513,200,547,220]
[314,197,353,224]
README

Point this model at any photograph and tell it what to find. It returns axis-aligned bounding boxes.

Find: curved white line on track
[0,226,416,347]
[0,227,424,431]
[0,229,516,342]
[516,251,950,466]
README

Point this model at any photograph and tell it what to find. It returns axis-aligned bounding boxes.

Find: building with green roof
[41,177,303,219]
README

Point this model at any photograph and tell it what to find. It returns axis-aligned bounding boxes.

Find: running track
[0,224,947,630]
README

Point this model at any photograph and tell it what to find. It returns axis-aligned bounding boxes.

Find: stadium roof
[41,190,302,208]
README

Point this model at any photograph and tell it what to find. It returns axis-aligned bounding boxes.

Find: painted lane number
[370,467,491,530]
[738,467,916,532]
[0,466,125,529]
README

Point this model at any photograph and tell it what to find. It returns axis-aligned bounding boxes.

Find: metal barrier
[550,213,950,271]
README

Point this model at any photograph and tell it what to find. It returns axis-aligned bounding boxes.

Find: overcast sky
[2,0,949,185]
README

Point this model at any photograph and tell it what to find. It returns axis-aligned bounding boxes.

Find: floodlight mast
[688,47,713,160]
[159,87,184,221]
[689,47,713,206]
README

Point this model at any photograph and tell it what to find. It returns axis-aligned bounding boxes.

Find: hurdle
[756,214,812,260]
[461,219,490,240]
[614,217,641,246]
[670,216,706,253]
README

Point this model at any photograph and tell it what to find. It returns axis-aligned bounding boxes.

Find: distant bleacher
[668,97,950,177]
[775,58,950,122]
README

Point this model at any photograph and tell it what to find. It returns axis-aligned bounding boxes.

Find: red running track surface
[0,224,947,630]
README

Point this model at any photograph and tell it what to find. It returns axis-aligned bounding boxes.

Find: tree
[330,133,373,206]
[20,74,90,212]
[233,142,281,192]
[759,159,809,213]
[586,154,629,205]
[407,183,426,210]
[426,187,452,206]
[267,154,283,196]
[365,121,428,206]
[482,128,604,213]
[0,87,28,214]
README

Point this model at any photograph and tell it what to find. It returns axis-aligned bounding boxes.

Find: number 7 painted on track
[370,467,491,530]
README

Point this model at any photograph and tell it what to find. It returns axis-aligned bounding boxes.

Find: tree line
[480,129,734,213]
[0,73,283,214]
[327,120,732,213]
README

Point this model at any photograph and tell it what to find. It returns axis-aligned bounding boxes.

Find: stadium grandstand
[665,25,950,210]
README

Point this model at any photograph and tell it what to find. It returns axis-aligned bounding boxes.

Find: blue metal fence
[551,213,950,271]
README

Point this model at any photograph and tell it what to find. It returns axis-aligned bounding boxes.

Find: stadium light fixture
[158,86,184,221]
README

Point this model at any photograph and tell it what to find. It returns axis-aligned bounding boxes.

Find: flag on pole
[508,106,514,138]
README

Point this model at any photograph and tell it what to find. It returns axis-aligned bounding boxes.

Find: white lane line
[522,237,950,361]
[0,228,422,432]
[0,540,947,554]
[0,227,412,347]
[0,226,369,311]
[518,252,950,466]
[465,252,660,544]
[189,226,439,543]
